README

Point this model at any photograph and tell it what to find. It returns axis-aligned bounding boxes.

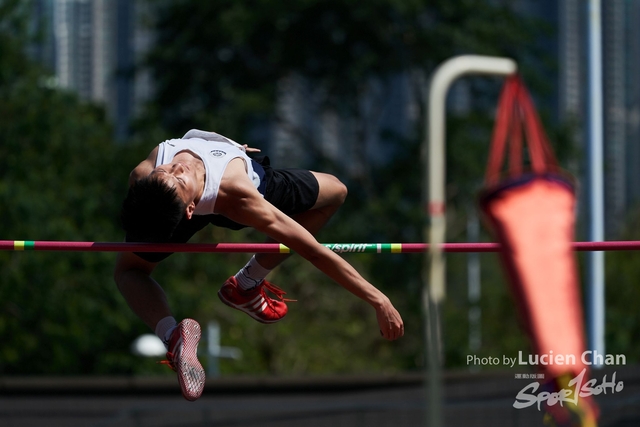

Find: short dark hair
[121,175,187,243]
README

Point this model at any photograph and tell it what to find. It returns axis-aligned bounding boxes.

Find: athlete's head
[121,175,187,243]
[148,161,201,211]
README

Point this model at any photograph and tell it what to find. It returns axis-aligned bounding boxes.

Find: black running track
[1,365,639,427]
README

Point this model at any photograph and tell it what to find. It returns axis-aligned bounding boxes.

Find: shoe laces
[157,352,176,371]
[261,281,297,303]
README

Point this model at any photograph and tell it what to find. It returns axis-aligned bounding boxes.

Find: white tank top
[155,130,262,215]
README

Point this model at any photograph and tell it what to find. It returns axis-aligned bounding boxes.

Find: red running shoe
[218,276,293,323]
[159,318,205,401]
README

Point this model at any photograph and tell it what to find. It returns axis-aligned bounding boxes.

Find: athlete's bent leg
[219,172,347,322]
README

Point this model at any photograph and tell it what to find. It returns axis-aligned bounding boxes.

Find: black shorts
[130,156,319,262]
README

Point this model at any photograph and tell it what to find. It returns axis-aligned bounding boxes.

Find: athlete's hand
[243,145,261,153]
[375,298,404,341]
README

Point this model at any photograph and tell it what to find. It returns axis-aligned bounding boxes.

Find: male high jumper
[114,130,404,400]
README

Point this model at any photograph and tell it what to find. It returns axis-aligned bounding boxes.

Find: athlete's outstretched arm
[215,160,404,341]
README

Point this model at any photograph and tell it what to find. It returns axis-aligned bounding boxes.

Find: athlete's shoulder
[129,146,159,185]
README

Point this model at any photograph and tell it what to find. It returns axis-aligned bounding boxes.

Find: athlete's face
[150,161,200,216]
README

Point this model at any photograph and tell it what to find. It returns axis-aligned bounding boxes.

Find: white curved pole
[422,55,517,427]
[426,55,517,303]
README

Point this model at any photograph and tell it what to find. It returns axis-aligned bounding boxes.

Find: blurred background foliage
[0,0,637,377]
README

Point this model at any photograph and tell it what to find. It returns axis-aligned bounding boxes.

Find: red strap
[518,83,558,173]
[485,76,518,185]
[485,75,558,186]
[508,102,523,178]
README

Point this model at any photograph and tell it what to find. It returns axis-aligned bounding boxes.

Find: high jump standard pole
[425,55,517,427]
[586,0,605,369]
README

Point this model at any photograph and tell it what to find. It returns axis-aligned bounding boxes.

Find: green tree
[0,0,149,374]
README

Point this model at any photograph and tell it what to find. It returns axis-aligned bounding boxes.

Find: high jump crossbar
[1,240,640,253]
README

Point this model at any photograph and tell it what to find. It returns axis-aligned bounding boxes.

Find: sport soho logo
[466,350,626,410]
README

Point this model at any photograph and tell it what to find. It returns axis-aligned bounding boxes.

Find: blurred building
[271,71,420,179]
[30,0,152,141]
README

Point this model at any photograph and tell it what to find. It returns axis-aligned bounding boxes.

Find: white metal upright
[423,55,517,427]
[586,0,605,367]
